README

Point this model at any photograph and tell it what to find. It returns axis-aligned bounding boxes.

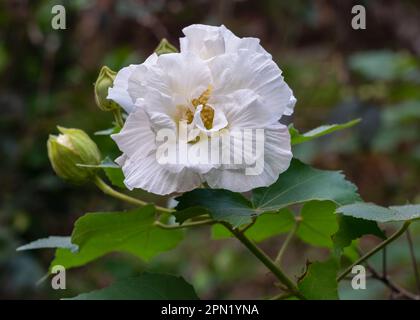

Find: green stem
[221,222,305,300]
[154,219,215,230]
[337,221,411,281]
[275,219,300,266]
[406,228,420,293]
[93,175,174,214]
[113,108,124,128]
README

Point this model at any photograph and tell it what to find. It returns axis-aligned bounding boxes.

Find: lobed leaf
[252,159,361,213]
[51,205,183,270]
[336,203,420,223]
[176,159,361,227]
[296,201,338,248]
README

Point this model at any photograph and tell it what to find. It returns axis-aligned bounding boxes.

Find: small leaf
[332,215,385,254]
[296,201,338,248]
[211,209,295,242]
[155,39,178,55]
[67,273,198,300]
[51,206,183,270]
[298,259,339,300]
[289,119,361,145]
[17,236,77,253]
[337,203,420,222]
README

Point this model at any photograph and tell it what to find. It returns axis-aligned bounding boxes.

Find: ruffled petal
[108,53,158,114]
[111,108,156,160]
[209,50,296,119]
[180,24,270,59]
[119,152,203,195]
[203,124,292,192]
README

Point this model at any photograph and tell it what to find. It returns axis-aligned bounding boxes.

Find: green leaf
[174,206,211,224]
[155,38,178,55]
[289,119,360,145]
[332,215,385,253]
[68,273,198,300]
[17,236,77,253]
[252,159,361,213]
[176,159,360,227]
[211,209,295,242]
[337,203,420,223]
[298,259,339,300]
[296,201,338,248]
[51,206,183,270]
[176,189,254,227]
[342,240,360,263]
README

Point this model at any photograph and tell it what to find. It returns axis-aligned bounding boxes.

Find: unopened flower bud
[94,66,119,111]
[47,127,101,183]
[155,38,178,55]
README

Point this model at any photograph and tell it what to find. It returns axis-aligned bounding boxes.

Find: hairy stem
[406,228,420,293]
[93,175,174,214]
[337,221,411,281]
[275,218,300,266]
[154,219,215,229]
[365,262,419,300]
[221,222,305,300]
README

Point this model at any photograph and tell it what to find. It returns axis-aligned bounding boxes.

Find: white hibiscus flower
[108,24,295,195]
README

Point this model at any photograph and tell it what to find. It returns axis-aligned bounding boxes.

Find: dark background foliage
[0,0,419,299]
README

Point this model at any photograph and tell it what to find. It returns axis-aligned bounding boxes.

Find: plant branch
[275,218,300,266]
[154,219,215,229]
[93,175,174,214]
[239,218,256,233]
[221,222,305,300]
[382,247,387,279]
[337,221,411,281]
[406,228,420,293]
[365,262,420,300]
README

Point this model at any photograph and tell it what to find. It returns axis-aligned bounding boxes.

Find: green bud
[47,126,101,184]
[94,66,119,111]
[155,38,178,55]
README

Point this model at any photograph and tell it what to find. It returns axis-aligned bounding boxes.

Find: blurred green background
[0,0,419,299]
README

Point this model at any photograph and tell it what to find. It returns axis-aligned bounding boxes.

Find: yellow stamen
[200,105,215,130]
[192,85,212,107]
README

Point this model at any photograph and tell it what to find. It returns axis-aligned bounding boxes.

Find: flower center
[193,85,214,129]
[181,85,214,129]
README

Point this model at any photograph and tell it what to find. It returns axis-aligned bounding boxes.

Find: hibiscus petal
[209,50,296,119]
[111,108,156,160]
[204,124,292,192]
[120,152,203,195]
[109,53,158,114]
